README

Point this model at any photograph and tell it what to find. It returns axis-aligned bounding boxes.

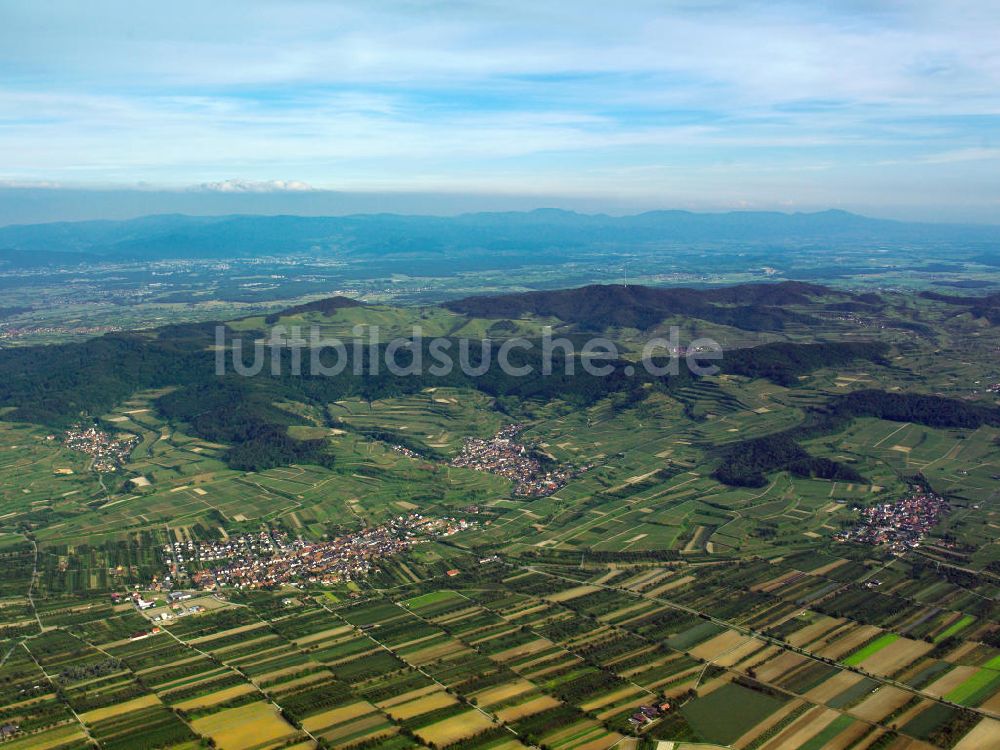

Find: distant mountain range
[1,209,999,267]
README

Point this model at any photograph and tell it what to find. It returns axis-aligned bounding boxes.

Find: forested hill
[444,281,854,331]
[262,295,363,324]
[919,290,1000,325]
[0,313,892,473]
[714,389,1000,487]
[721,341,890,386]
[0,323,682,470]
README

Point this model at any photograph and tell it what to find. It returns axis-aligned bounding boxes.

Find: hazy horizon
[2,186,1000,229]
[3,1,1000,224]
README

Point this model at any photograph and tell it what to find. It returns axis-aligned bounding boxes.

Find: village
[835,488,950,555]
[153,514,477,591]
[450,424,583,496]
[628,700,673,729]
[63,425,138,472]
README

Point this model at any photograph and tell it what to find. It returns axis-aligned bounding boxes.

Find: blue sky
[1,0,999,222]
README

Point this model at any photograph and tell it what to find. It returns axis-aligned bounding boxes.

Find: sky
[1,0,999,223]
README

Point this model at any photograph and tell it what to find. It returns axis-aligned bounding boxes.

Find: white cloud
[916,147,1000,164]
[193,179,315,193]
[0,1,999,219]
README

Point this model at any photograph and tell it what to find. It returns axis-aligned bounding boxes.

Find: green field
[842,633,901,666]
[681,683,788,745]
[934,615,976,643]
[945,668,1000,706]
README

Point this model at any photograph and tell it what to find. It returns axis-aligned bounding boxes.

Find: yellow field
[811,559,849,576]
[79,693,161,723]
[980,688,1000,714]
[753,571,802,593]
[291,625,352,645]
[405,641,474,665]
[474,679,536,706]
[0,724,88,750]
[189,622,267,645]
[544,720,610,747]
[755,651,808,683]
[580,684,645,712]
[824,722,875,750]
[805,670,865,703]
[191,701,298,750]
[415,709,496,746]
[491,637,553,662]
[764,706,838,750]
[849,685,912,722]
[384,690,458,720]
[301,701,376,733]
[818,625,882,660]
[575,735,624,750]
[716,637,769,668]
[495,694,561,722]
[690,630,749,661]
[786,615,845,648]
[173,683,258,711]
[376,683,442,709]
[953,717,1000,750]
[856,638,933,677]
[545,585,599,602]
[319,714,393,744]
[598,600,651,622]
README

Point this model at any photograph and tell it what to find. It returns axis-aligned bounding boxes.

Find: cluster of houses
[628,701,672,727]
[161,529,295,574]
[450,425,582,496]
[835,489,949,555]
[390,443,420,459]
[156,515,475,591]
[64,426,138,472]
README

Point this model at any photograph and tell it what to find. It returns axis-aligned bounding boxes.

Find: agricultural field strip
[505,582,861,733]
[314,598,528,745]
[856,555,997,618]
[18,640,98,746]
[909,549,1000,593]
[459,569,899,744]
[153,610,319,746]
[806,550,984,636]
[443,588,660,702]
[0,537,45,669]
[512,472,704,549]
[516,562,1000,721]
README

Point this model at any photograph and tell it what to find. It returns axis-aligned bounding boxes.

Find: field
[190,702,298,749]
[681,683,787,744]
[841,633,901,666]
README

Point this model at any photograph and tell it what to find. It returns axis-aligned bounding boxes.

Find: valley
[0,279,998,750]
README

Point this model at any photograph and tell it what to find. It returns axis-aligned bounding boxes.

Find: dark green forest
[0,297,933,475]
[714,389,1000,487]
